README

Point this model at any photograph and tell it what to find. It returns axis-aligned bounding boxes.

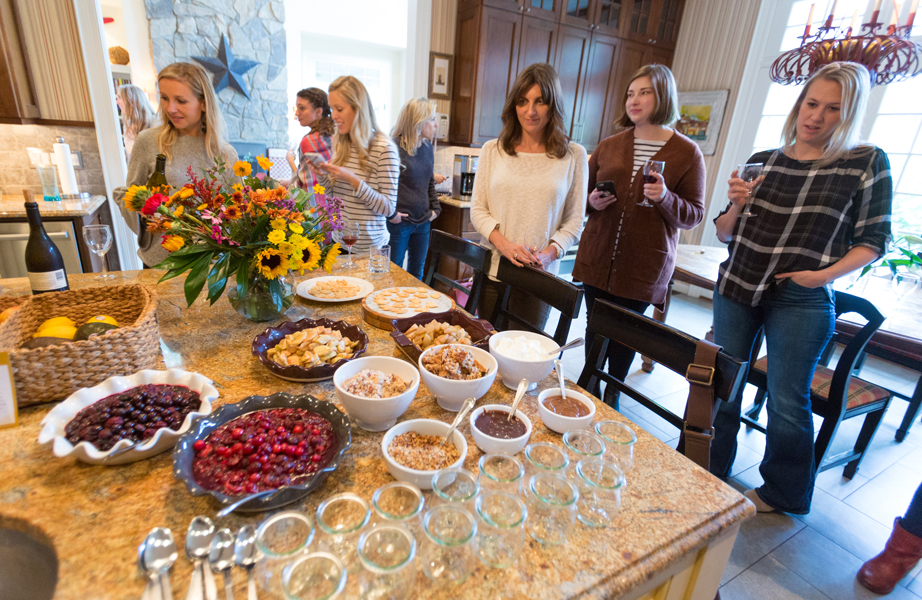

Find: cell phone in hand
[595,180,616,195]
[302,152,325,167]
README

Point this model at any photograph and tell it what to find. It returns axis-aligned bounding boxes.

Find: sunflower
[257,155,273,170]
[289,222,304,234]
[223,205,241,220]
[301,240,322,271]
[123,185,150,212]
[233,161,252,177]
[277,241,295,256]
[180,187,195,199]
[267,229,286,245]
[255,248,289,279]
[313,184,326,195]
[270,218,287,230]
[289,233,308,250]
[323,243,341,273]
[232,183,243,192]
[161,235,185,252]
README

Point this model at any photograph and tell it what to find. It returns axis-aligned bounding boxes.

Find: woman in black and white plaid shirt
[710,62,892,515]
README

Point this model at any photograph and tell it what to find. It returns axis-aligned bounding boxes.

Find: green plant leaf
[183,251,215,307]
[206,253,232,305]
[249,215,269,243]
[268,276,283,312]
[236,258,251,299]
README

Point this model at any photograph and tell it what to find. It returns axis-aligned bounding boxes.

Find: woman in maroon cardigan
[573,64,706,406]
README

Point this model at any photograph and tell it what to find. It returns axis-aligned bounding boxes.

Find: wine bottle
[23,190,70,294]
[147,153,169,193]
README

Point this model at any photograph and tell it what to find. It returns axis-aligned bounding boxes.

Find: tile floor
[545,291,922,600]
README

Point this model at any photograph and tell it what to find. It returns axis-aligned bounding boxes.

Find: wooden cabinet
[0,0,40,123]
[624,0,684,49]
[450,5,558,145]
[559,0,627,35]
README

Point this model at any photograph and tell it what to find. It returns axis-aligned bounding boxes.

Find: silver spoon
[145,527,178,600]
[186,516,216,600]
[209,528,236,600]
[507,378,529,422]
[555,359,567,400]
[138,538,160,600]
[217,488,281,518]
[546,337,584,357]
[235,526,260,600]
[440,396,475,447]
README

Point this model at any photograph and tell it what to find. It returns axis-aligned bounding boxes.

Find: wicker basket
[0,285,161,406]
[0,295,27,314]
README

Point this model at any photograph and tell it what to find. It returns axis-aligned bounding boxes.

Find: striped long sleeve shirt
[316,135,400,252]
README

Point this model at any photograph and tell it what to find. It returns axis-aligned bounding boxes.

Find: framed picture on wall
[429,52,453,100]
[676,90,729,155]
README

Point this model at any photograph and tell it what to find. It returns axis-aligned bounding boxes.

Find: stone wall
[143,0,288,147]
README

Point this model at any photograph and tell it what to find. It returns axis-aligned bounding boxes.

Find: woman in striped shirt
[572,64,706,405]
[315,76,400,253]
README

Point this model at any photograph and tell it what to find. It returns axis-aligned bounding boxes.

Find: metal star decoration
[192,34,258,99]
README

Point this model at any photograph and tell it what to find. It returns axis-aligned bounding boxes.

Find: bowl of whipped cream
[488,331,560,391]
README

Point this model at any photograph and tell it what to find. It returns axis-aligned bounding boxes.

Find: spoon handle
[217,489,278,517]
[507,378,529,421]
[441,397,475,447]
[162,573,175,600]
[184,564,202,600]
[247,570,258,600]
[549,337,584,357]
[554,360,567,400]
[224,571,235,600]
[203,564,218,600]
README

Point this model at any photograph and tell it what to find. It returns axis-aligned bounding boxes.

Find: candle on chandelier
[890,1,901,33]
[826,0,839,27]
[872,0,883,23]
[805,3,816,36]
[908,0,918,28]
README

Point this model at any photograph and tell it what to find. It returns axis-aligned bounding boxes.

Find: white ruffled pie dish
[38,369,218,465]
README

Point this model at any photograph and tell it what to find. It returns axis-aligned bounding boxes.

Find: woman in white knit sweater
[471,63,588,329]
[315,76,400,254]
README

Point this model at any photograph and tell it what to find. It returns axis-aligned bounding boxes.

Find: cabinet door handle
[525,7,531,12]
[0,231,70,241]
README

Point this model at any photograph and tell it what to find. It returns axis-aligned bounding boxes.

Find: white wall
[114,0,158,102]
[100,1,127,51]
[287,0,408,48]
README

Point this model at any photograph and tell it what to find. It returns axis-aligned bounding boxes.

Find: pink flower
[141,193,166,216]
[210,226,228,243]
[256,172,266,181]
[202,209,223,225]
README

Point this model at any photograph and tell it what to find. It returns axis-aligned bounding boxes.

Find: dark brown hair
[616,64,680,128]
[498,63,569,159]
[296,87,335,138]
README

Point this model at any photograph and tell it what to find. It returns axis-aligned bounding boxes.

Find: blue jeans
[386,220,431,280]
[710,281,835,514]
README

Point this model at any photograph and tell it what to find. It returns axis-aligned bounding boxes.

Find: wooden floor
[548,291,922,600]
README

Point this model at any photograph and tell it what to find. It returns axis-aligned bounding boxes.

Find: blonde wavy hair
[781,62,872,167]
[392,97,437,156]
[328,76,385,169]
[117,84,157,140]
[155,62,233,162]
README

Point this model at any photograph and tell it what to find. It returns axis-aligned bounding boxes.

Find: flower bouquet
[123,156,344,321]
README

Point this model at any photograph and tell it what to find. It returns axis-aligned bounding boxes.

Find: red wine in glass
[339,222,360,269]
[342,235,358,246]
[640,160,664,207]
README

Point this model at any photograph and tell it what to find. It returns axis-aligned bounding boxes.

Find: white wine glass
[892,272,921,304]
[737,163,764,217]
[524,225,547,259]
[83,224,115,280]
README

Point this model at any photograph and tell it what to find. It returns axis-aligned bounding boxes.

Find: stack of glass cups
[431,468,480,511]
[562,430,606,480]
[419,504,478,584]
[595,420,637,474]
[525,474,579,545]
[371,481,425,540]
[256,511,316,596]
[575,458,625,527]
[315,493,371,572]
[355,524,416,599]
[523,442,570,486]
[282,552,347,600]
[474,491,528,568]
[478,454,525,496]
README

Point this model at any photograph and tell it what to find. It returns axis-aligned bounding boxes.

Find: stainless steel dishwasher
[0,221,84,279]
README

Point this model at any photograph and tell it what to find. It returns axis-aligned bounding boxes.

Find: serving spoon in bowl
[507,378,529,422]
[440,397,476,447]
[546,337,584,358]
[554,360,567,401]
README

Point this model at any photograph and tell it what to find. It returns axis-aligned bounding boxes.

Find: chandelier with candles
[770,0,922,85]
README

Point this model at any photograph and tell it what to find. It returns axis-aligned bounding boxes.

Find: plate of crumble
[297,276,374,302]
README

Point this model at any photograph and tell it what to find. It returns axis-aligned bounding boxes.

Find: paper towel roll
[53,137,79,195]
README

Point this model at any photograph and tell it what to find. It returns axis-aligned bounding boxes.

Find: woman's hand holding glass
[588,188,617,211]
[490,231,535,268]
[642,171,667,203]
[727,169,754,210]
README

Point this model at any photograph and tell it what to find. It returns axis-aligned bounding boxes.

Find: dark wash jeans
[386,220,431,280]
[710,280,835,514]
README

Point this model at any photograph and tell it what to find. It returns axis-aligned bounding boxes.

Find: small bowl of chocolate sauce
[469,404,532,455]
[537,388,596,434]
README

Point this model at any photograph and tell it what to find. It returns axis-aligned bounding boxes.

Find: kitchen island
[0,261,753,599]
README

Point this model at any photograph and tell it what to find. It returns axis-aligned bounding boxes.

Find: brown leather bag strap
[681,339,722,470]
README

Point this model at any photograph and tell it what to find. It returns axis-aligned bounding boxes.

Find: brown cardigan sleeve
[651,137,706,231]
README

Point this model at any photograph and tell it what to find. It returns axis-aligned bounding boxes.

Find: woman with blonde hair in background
[116,84,156,159]
[387,97,441,279]
[711,62,892,515]
[314,76,399,253]
[115,62,238,267]
[470,62,587,330]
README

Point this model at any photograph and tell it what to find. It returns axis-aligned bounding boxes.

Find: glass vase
[227,268,295,322]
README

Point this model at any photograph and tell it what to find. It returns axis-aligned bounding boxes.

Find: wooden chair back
[423,230,491,314]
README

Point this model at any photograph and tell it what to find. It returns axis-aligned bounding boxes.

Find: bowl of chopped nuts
[381,418,468,489]
[253,318,368,383]
[418,344,498,412]
[333,356,421,431]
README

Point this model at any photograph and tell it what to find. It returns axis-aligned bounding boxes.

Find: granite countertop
[438,194,471,209]
[0,262,752,599]
[0,195,107,218]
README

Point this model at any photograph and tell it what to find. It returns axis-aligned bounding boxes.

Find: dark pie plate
[252,318,369,382]
[172,392,352,512]
[390,309,494,363]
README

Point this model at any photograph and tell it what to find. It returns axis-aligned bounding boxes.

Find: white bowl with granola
[418,344,498,412]
[381,418,468,489]
[333,357,420,431]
